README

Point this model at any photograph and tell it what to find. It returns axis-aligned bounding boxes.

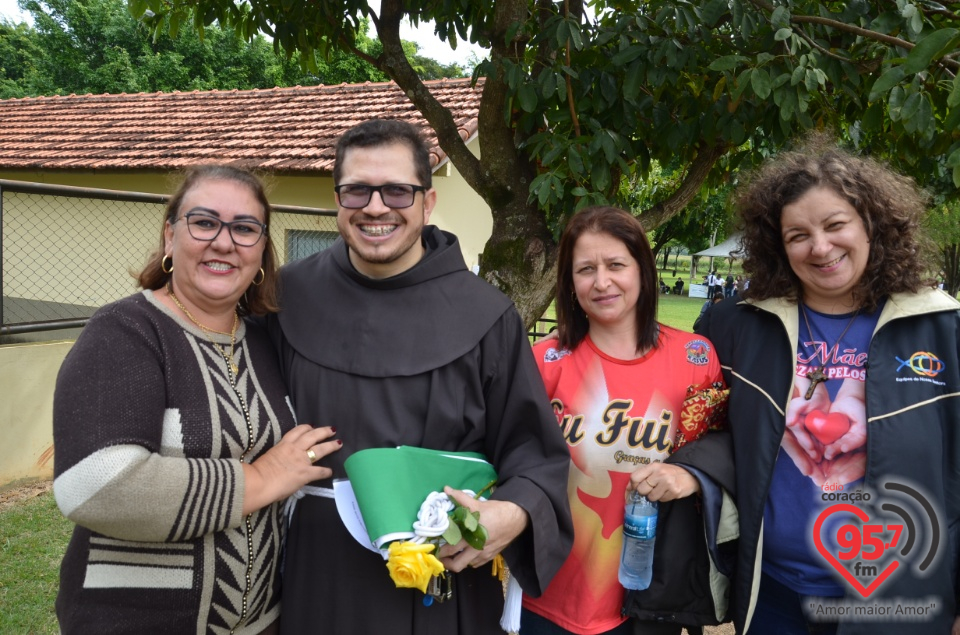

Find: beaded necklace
[167,284,240,376]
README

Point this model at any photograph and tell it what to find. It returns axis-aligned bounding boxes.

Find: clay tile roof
[0,78,482,173]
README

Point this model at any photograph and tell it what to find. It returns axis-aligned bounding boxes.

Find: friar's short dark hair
[333,119,432,189]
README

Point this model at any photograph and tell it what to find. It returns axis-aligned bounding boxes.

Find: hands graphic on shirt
[784,377,866,487]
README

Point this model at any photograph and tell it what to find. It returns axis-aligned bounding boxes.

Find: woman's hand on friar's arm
[241,424,341,515]
[629,462,700,502]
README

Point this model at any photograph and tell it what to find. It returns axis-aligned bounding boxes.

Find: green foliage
[0,0,396,97]
[403,41,468,80]
[0,490,71,634]
[0,20,46,97]
[924,199,960,296]
[57,0,960,210]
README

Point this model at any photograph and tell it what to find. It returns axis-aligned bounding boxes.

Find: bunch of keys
[423,574,453,606]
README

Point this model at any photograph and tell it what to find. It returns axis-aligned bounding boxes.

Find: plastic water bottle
[618,490,658,590]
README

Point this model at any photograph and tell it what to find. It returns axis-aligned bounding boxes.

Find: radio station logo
[807,480,944,623]
[814,481,940,598]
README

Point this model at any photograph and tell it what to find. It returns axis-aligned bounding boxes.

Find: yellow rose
[386,541,446,594]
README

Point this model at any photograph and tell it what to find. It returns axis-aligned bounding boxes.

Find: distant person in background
[725,273,734,298]
[693,291,724,333]
[673,278,684,296]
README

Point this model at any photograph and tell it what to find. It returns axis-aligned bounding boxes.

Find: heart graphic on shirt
[804,409,850,445]
[812,504,900,598]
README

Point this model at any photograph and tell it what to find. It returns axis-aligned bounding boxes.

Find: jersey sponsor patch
[685,339,711,365]
[543,347,571,363]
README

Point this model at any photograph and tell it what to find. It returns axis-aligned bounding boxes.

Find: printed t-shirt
[763,304,882,596]
[523,327,722,634]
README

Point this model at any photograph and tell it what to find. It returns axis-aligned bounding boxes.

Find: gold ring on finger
[306,449,318,463]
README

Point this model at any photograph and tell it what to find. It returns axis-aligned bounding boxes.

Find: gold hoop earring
[252,268,265,286]
[161,255,173,274]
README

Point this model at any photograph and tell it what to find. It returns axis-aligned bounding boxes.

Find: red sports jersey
[523,327,722,634]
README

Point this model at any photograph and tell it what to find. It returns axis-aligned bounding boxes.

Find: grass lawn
[0,484,69,634]
[656,291,707,332]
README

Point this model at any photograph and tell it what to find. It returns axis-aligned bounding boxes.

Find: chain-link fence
[0,179,336,342]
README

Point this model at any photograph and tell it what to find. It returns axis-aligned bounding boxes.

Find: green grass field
[0,488,69,634]
[655,290,707,331]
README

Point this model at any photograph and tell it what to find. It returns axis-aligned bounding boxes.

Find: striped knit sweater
[53,290,296,634]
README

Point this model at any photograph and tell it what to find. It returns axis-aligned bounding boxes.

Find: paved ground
[703,624,736,635]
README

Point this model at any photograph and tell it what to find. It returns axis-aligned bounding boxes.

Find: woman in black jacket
[700,137,960,635]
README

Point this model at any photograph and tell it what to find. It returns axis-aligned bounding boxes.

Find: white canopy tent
[694,233,745,258]
[686,234,744,297]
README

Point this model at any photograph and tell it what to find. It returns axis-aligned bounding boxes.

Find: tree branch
[640,142,727,230]
[747,0,960,72]
[563,0,581,137]
[371,0,483,190]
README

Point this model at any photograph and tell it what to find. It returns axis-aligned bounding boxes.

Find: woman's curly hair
[735,135,928,312]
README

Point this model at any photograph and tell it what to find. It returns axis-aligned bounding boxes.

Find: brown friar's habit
[270,227,573,634]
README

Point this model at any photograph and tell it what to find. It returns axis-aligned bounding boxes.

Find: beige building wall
[0,342,68,487]
[428,138,492,272]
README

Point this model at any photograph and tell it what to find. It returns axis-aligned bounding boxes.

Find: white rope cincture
[284,485,334,527]
[501,573,522,634]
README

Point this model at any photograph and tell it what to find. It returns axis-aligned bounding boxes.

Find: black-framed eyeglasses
[177,209,267,247]
[334,183,427,209]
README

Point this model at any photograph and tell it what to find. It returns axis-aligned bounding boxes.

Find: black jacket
[701,290,960,635]
[623,432,738,627]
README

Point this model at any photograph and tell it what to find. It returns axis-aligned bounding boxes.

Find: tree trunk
[944,244,960,297]
[369,0,725,329]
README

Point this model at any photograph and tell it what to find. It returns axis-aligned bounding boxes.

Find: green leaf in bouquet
[462,524,489,550]
[449,506,467,525]
[442,523,463,546]
[462,510,480,532]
